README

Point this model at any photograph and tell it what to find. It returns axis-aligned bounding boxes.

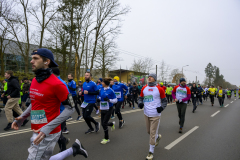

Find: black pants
[218,97,223,106]
[167,95,172,103]
[115,101,123,120]
[192,97,197,110]
[127,95,132,107]
[177,103,187,127]
[203,94,207,101]
[210,95,214,104]
[73,95,81,116]
[101,107,114,139]
[132,94,138,107]
[82,103,98,130]
[58,121,67,151]
[198,95,202,103]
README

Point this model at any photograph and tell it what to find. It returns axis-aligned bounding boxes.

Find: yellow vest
[208,88,216,95]
[218,90,223,97]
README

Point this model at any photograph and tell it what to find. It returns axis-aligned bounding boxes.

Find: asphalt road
[0,96,240,160]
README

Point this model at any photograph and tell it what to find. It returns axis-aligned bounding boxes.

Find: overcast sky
[115,0,240,86]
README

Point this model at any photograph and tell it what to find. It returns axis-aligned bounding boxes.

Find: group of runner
[1,48,239,160]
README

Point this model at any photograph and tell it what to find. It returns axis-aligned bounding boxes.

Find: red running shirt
[30,74,69,134]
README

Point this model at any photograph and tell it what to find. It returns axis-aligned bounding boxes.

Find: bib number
[194,94,196,97]
[31,110,48,124]
[143,95,153,102]
[211,92,214,94]
[100,101,109,110]
[115,92,121,98]
[81,101,88,108]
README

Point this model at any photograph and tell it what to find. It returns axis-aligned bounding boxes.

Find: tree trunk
[90,33,98,71]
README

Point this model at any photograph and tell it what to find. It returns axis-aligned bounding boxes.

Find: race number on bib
[211,92,214,95]
[81,101,89,108]
[31,110,48,124]
[115,92,121,98]
[100,101,109,110]
[143,95,153,102]
[194,94,196,97]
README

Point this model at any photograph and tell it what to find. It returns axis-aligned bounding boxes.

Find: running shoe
[111,121,115,131]
[100,139,110,144]
[76,116,82,121]
[179,127,182,133]
[110,116,115,119]
[146,152,153,160]
[66,117,73,121]
[85,129,95,134]
[155,134,162,147]
[95,122,100,132]
[62,129,69,134]
[72,139,88,158]
[119,120,125,128]
[96,110,99,115]
[4,123,12,131]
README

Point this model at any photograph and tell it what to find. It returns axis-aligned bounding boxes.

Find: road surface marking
[165,126,199,150]
[224,104,229,108]
[211,110,220,117]
[230,101,233,103]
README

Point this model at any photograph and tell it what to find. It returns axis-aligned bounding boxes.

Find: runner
[172,78,191,133]
[208,85,216,106]
[216,86,226,107]
[227,89,231,100]
[191,83,198,113]
[96,78,103,114]
[203,86,208,101]
[80,71,100,134]
[67,73,82,121]
[166,84,173,104]
[21,78,30,111]
[197,84,203,105]
[110,80,115,119]
[160,82,166,92]
[112,76,128,128]
[129,82,139,109]
[138,73,167,160]
[1,71,24,131]
[234,88,237,97]
[97,77,117,144]
[11,48,87,159]
[238,88,240,99]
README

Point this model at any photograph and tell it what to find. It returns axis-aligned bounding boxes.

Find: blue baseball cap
[31,48,58,67]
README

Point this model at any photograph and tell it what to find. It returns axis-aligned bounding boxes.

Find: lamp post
[182,65,189,77]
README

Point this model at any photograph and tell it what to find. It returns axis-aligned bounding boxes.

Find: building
[108,69,148,84]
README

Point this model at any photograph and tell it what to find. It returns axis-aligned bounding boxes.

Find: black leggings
[58,121,67,151]
[101,107,114,139]
[132,94,138,107]
[73,95,81,116]
[210,95,214,104]
[167,95,172,103]
[82,103,98,130]
[115,101,123,120]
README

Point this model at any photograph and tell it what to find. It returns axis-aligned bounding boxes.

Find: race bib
[81,101,88,108]
[31,110,48,124]
[194,94,196,97]
[143,95,153,102]
[219,93,222,96]
[115,92,121,98]
[100,101,109,110]
[211,92,214,94]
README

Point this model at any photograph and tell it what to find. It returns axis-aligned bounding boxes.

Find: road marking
[224,104,229,108]
[0,109,145,138]
[230,101,233,103]
[235,99,236,100]
[211,110,220,117]
[165,126,199,150]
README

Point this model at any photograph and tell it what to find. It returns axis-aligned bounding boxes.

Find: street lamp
[182,65,189,77]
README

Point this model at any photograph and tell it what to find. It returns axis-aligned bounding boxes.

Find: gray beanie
[148,73,157,81]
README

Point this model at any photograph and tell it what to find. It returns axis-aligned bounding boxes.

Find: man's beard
[85,77,90,82]
[32,64,44,73]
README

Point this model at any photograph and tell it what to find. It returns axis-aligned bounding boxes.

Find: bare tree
[29,0,58,48]
[131,58,154,73]
[170,69,184,84]
[89,0,130,71]
[94,33,118,78]
[158,60,170,82]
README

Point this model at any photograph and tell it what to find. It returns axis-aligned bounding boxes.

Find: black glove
[139,103,144,109]
[156,107,163,113]
[104,97,110,102]
[97,99,100,102]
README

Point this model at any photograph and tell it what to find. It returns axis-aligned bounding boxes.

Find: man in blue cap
[11,48,88,159]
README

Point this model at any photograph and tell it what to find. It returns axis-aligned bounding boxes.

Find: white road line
[224,104,229,108]
[230,101,233,103]
[211,110,220,117]
[165,126,199,150]
[0,109,143,138]
[235,99,236,100]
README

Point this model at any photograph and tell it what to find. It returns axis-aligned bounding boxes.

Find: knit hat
[99,78,103,82]
[4,79,8,82]
[148,73,157,81]
[160,82,163,85]
[179,78,186,83]
[113,76,120,82]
